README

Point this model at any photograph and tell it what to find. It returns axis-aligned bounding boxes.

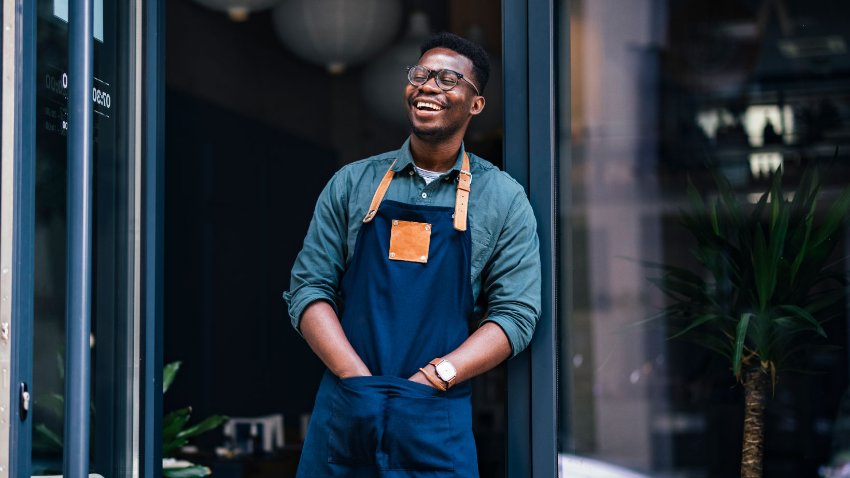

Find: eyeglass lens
[408,66,459,90]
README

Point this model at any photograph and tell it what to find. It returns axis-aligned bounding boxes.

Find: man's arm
[411,187,541,388]
[408,322,511,387]
[300,301,372,378]
[285,170,372,377]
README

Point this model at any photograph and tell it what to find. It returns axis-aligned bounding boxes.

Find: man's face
[405,47,485,142]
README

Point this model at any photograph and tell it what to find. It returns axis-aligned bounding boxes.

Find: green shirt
[284,139,541,356]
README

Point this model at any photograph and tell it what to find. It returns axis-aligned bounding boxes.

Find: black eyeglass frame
[405,65,481,96]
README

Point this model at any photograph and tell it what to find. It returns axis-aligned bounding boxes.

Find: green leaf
[34,423,63,449]
[811,187,850,249]
[649,275,707,303]
[37,392,64,418]
[778,304,827,337]
[163,407,192,443]
[806,292,845,315]
[789,196,817,284]
[733,313,752,379]
[752,225,775,311]
[164,361,182,394]
[163,465,212,478]
[686,177,707,212]
[176,414,229,440]
[164,437,190,456]
[669,313,720,339]
[714,171,743,230]
[768,167,783,232]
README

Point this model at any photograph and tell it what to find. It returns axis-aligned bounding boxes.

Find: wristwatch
[429,358,457,389]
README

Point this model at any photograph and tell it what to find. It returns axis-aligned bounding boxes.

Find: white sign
[53,0,104,43]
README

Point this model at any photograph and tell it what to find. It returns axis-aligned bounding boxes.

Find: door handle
[19,382,30,421]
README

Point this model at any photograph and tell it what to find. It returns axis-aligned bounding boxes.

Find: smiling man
[285,32,541,478]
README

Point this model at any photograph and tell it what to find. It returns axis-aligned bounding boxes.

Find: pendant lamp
[273,0,402,74]
[361,11,431,126]
[193,0,281,21]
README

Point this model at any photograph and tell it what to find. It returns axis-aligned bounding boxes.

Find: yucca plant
[651,165,850,478]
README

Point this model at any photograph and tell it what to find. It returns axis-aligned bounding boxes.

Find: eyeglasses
[406,65,480,95]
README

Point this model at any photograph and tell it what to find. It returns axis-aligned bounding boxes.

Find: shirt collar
[392,137,467,174]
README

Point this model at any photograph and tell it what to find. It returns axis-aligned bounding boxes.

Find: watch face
[435,361,457,381]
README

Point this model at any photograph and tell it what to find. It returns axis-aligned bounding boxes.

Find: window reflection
[562,0,850,476]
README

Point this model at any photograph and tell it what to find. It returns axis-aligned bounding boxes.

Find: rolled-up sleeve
[479,189,542,356]
[283,171,349,333]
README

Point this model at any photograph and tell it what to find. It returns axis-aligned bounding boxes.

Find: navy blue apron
[296,157,479,477]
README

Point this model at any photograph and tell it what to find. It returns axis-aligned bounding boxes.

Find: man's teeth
[416,101,444,111]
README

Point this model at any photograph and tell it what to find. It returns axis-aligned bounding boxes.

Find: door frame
[503,0,560,476]
[1,0,37,474]
[140,0,165,474]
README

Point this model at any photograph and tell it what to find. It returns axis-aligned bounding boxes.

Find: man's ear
[469,95,486,116]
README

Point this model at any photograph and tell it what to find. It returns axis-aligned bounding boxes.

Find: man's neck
[409,135,463,172]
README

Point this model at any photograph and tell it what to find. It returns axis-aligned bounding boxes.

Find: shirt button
[409,170,414,176]
[421,192,428,199]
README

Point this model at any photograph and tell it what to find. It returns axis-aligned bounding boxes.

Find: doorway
[163,1,508,476]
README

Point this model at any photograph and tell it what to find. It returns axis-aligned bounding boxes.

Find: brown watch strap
[428,358,457,389]
[418,367,447,392]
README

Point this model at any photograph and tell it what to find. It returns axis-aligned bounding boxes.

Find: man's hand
[408,367,439,389]
[300,301,372,379]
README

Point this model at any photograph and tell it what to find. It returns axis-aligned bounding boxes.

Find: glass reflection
[561,1,850,477]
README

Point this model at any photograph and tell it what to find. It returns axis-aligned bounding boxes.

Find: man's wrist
[336,365,371,379]
[418,366,447,391]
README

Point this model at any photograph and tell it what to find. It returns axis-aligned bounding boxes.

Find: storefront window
[560,1,850,476]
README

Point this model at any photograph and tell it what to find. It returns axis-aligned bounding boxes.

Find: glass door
[2,0,153,475]
[32,0,140,475]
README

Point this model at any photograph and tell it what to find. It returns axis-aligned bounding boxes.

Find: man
[285,32,541,477]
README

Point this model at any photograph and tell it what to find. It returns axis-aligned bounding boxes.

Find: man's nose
[418,76,442,93]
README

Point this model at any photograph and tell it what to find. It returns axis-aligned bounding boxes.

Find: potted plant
[32,359,227,477]
[650,165,850,477]
[163,361,229,478]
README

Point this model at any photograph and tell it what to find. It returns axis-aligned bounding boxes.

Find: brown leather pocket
[388,220,431,263]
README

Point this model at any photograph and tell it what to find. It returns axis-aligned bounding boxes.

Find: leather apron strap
[362,160,397,223]
[454,158,471,232]
[362,154,472,231]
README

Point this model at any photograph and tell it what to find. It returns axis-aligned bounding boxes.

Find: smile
[415,101,445,111]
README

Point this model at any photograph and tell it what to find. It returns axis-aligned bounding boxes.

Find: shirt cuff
[284,289,338,336]
[480,314,535,357]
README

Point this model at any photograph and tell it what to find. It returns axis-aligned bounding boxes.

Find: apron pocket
[327,378,382,465]
[383,394,454,471]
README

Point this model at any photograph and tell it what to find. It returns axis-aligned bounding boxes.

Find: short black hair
[420,32,490,94]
